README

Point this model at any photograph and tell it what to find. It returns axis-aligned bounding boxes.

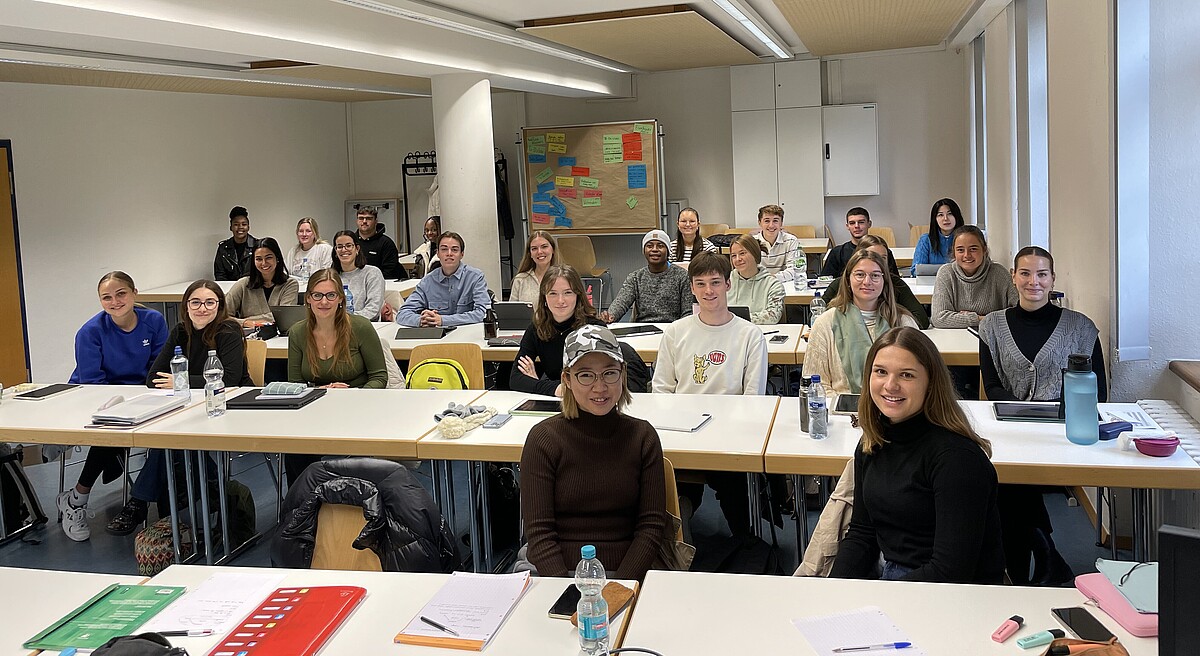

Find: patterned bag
[134,518,194,576]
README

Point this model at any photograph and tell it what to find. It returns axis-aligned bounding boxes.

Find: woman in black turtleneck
[510,264,649,395]
[830,326,1006,584]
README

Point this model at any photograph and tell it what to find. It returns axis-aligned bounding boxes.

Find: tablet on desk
[394,327,455,340]
[15,383,81,400]
[510,399,562,416]
[993,402,1063,422]
[832,393,860,415]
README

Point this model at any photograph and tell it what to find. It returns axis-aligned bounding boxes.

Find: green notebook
[24,583,186,649]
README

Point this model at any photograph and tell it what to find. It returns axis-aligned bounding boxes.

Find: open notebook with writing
[395,571,531,651]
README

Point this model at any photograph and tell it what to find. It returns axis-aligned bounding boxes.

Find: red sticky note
[532,213,552,224]
[558,188,578,199]
[583,189,603,198]
[623,144,642,161]
[571,166,590,177]
[621,132,641,144]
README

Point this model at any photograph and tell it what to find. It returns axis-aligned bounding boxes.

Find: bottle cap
[810,375,821,383]
[581,545,596,559]
[1067,354,1091,372]
[174,346,183,354]
[208,349,218,355]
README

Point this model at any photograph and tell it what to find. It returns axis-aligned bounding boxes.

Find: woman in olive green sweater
[285,268,388,483]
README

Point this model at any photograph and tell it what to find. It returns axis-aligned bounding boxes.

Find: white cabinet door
[776,107,824,228]
[730,64,775,111]
[732,110,779,227]
[774,60,821,109]
[822,104,880,196]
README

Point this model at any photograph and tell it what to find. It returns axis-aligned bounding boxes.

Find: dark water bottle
[484,306,498,339]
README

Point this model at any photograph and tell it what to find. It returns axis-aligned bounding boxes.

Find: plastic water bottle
[575,545,609,656]
[1064,354,1098,445]
[810,296,826,324]
[1050,291,1066,309]
[807,375,828,440]
[793,252,807,283]
[203,350,226,418]
[798,375,811,430]
[343,284,355,314]
[298,256,309,279]
[169,346,190,399]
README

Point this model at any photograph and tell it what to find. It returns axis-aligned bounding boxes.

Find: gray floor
[0,446,1125,579]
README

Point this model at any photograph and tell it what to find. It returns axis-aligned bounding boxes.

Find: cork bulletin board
[521,120,663,234]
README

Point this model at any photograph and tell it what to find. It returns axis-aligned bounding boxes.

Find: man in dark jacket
[820,206,900,279]
[355,206,407,280]
[214,206,258,281]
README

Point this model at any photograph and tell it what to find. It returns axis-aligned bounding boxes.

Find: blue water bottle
[1064,354,1098,445]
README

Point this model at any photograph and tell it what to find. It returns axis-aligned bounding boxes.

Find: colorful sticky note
[526,143,546,155]
[555,176,575,187]
[558,188,577,199]
[583,189,603,198]
[626,196,638,209]
[535,168,554,183]
[527,135,546,146]
[549,197,567,214]
[554,216,573,227]
[603,134,621,144]
[546,132,566,143]
[579,177,599,189]
[558,156,577,167]
[634,123,654,135]
[582,197,602,207]
[602,143,623,155]
[536,180,555,193]
[603,152,623,164]
[627,164,648,189]
[527,153,546,164]
[532,213,552,224]
[532,203,553,214]
[532,192,551,202]
[622,144,642,161]
[571,166,590,177]
[621,132,642,144]
[548,143,567,154]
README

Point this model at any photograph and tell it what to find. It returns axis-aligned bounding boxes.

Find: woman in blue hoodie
[910,198,965,276]
[59,271,167,542]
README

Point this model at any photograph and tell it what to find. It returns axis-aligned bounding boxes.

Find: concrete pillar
[431,74,501,289]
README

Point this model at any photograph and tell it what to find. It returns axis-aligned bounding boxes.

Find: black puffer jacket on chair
[271,458,459,572]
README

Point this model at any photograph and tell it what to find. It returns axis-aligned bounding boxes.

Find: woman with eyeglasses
[284,269,388,484]
[820,235,929,328]
[518,325,667,581]
[105,280,253,535]
[805,250,918,394]
[225,237,299,328]
[332,230,385,320]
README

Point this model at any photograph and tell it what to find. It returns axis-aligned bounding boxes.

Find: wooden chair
[823,223,836,242]
[698,223,729,239]
[867,226,896,247]
[787,225,817,239]
[312,503,383,571]
[409,343,485,390]
[245,339,267,387]
[725,227,757,236]
[909,224,928,247]
[663,457,683,542]
[556,236,608,277]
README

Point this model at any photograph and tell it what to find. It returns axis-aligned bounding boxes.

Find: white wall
[983,7,1019,265]
[0,83,351,381]
[824,49,971,247]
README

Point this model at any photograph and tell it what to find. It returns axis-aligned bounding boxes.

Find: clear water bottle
[1050,291,1066,309]
[170,346,190,399]
[298,256,309,279]
[575,545,609,656]
[810,296,826,324]
[343,284,355,314]
[807,375,828,440]
[798,375,811,430]
[203,349,226,418]
[1064,354,1098,445]
[793,252,807,283]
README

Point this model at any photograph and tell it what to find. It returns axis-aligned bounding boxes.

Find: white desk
[893,246,915,267]
[0,566,144,656]
[0,384,192,448]
[145,565,636,655]
[139,278,417,304]
[788,327,978,366]
[622,570,1157,655]
[784,275,937,305]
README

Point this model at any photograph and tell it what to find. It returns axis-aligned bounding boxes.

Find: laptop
[729,306,751,322]
[269,305,309,336]
[91,393,189,426]
[394,327,454,340]
[226,387,327,410]
[492,302,534,332]
[610,325,663,337]
[913,263,944,277]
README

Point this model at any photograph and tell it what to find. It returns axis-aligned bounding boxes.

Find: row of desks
[4,565,1158,656]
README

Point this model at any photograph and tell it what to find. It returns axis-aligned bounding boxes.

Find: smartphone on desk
[482,413,512,429]
[15,383,81,400]
[549,584,581,619]
[769,334,789,344]
[1052,607,1115,642]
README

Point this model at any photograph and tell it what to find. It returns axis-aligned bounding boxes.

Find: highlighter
[1049,645,1096,655]
[991,615,1024,642]
[1017,629,1065,649]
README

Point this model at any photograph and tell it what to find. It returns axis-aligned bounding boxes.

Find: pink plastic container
[1133,436,1180,457]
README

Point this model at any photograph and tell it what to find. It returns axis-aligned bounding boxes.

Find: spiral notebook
[395,572,531,651]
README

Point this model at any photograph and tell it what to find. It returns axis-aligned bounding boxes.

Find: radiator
[1140,400,1200,551]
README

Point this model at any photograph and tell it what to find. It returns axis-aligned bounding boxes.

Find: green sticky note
[634,123,654,135]
[603,143,623,154]
[603,152,623,163]
[527,135,546,146]
[535,168,554,183]
[578,177,599,189]
[583,197,602,207]
[526,143,546,156]
[626,196,638,209]
[603,134,621,145]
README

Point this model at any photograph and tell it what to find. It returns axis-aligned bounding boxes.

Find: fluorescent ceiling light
[712,0,792,59]
[330,0,634,73]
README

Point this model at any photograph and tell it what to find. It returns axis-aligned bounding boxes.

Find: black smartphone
[1051,607,1115,642]
[769,334,789,343]
[548,584,581,619]
[15,383,81,400]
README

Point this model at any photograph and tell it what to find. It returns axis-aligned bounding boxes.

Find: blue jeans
[130,449,216,505]
[881,560,915,580]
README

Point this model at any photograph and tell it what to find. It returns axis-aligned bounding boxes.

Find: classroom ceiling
[771,0,979,56]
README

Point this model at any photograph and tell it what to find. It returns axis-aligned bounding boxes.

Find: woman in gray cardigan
[930,226,1018,328]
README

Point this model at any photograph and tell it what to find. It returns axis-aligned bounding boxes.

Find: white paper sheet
[400,572,530,644]
[140,571,287,634]
[792,606,927,656]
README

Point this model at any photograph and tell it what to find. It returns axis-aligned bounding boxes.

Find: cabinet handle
[825,144,830,160]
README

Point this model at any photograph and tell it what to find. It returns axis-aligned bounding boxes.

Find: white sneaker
[56,490,91,542]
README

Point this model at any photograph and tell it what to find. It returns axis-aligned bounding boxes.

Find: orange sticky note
[571,166,590,177]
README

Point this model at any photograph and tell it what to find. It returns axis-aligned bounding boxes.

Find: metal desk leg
[1109,488,1119,559]
[182,452,200,558]
[465,461,482,572]
[747,473,762,539]
[164,449,182,563]
[792,474,809,562]
[198,452,214,565]
[431,460,444,515]
[1131,488,1152,561]
[442,460,457,533]
[216,451,231,559]
[477,461,494,573]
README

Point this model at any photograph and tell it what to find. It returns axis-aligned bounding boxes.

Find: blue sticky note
[532,203,553,214]
[532,192,550,202]
[549,196,566,213]
[548,203,566,216]
[554,216,573,228]
[627,164,647,189]
[557,156,576,167]
[528,153,546,164]
[537,181,555,193]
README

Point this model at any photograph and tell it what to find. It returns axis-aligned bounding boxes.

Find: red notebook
[207,586,366,656]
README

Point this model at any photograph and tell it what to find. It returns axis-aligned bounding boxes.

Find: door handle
[825,144,830,160]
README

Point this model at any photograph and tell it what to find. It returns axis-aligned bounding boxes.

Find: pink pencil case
[1075,572,1158,637]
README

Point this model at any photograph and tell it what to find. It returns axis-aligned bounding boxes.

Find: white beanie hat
[642,229,670,249]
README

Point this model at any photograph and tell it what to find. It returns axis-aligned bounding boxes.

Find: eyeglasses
[571,369,622,386]
[334,243,357,251]
[852,272,885,283]
[186,299,219,310]
[308,291,341,301]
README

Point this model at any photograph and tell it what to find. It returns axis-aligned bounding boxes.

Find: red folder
[207,586,366,656]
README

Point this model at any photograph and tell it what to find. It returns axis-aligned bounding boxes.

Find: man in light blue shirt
[394,231,491,327]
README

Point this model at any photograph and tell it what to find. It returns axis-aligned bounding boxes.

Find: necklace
[313,328,336,358]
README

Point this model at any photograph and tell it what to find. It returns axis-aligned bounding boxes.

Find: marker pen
[1049,645,1097,656]
[1017,629,1065,649]
[991,615,1024,643]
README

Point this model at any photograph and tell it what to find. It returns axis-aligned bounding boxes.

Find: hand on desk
[599,311,613,323]
[321,382,350,389]
[151,372,173,389]
[419,310,443,327]
[380,302,395,322]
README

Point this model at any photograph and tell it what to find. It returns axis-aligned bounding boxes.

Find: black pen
[158,629,215,637]
[763,330,779,336]
[420,616,460,637]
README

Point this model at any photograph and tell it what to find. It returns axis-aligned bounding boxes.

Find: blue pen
[832,642,912,653]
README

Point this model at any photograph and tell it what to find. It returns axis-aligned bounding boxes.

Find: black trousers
[997,483,1054,584]
[679,471,751,537]
[77,446,125,488]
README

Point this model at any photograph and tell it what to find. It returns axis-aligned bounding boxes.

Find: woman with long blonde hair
[285,217,334,278]
[508,230,561,303]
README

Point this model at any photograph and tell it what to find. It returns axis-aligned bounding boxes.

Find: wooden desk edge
[133,432,420,458]
[1169,360,1200,395]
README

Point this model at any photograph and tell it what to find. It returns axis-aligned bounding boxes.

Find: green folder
[23,583,186,649]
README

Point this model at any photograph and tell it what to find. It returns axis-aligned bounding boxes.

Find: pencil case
[1075,572,1158,637]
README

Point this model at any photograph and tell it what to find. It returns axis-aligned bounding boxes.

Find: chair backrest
[788,225,817,239]
[725,227,757,235]
[823,223,835,242]
[245,339,267,387]
[698,223,729,239]
[556,235,599,271]
[663,457,683,542]
[409,343,485,390]
[909,224,928,247]
[312,503,383,571]
[867,226,896,247]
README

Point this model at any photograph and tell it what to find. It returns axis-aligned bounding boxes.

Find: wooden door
[0,142,30,385]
